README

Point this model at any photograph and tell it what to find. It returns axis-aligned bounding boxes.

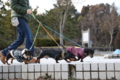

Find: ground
[1,54,119,65]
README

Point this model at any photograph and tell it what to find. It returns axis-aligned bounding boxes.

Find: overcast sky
[29,0,120,14]
[3,0,120,14]
[74,0,119,11]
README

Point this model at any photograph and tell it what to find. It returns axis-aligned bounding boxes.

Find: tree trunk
[59,0,71,45]
[109,33,113,47]
[60,25,64,45]
[59,14,63,45]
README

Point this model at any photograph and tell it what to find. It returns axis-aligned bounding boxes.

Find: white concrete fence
[1,63,120,80]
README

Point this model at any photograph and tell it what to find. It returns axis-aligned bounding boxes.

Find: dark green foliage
[0,0,16,49]
[114,29,120,49]
[35,38,60,47]
[0,39,11,50]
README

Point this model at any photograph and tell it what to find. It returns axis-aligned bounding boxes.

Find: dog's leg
[56,60,59,63]
[23,58,37,64]
[77,54,81,61]
[64,59,70,63]
[64,55,69,62]
[55,58,59,63]
[81,59,83,62]
[36,59,40,63]
[55,57,59,63]
[11,58,14,64]
[6,61,10,65]
[22,60,28,64]
[55,55,60,63]
[5,57,10,65]
[36,51,45,63]
[6,54,13,65]
[63,54,70,63]
[6,59,10,65]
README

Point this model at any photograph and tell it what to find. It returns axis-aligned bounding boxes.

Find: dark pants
[2,18,34,56]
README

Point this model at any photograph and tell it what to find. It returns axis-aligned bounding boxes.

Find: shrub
[35,38,60,47]
[0,39,10,50]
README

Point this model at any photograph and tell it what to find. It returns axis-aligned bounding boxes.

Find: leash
[31,13,65,52]
[32,14,82,48]
[42,23,82,47]
[29,23,41,50]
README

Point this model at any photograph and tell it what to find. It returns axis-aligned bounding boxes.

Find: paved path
[0,55,120,65]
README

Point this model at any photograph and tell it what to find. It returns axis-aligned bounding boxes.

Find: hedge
[34,38,60,47]
[0,39,10,50]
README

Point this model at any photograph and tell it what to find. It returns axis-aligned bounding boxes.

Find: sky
[29,0,57,14]
[29,0,120,14]
[3,0,120,14]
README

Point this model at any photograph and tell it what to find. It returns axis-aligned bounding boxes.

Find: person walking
[0,0,35,64]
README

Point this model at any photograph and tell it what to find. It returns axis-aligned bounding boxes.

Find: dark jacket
[10,0,31,22]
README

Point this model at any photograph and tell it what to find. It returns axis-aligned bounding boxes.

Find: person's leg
[20,18,34,56]
[25,23,34,56]
[0,18,25,63]
[1,18,25,56]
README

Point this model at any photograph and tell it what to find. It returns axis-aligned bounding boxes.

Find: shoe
[0,51,6,64]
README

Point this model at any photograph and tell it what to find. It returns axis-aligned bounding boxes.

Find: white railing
[1,62,120,80]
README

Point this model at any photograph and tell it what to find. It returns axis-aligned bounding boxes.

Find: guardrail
[1,62,120,80]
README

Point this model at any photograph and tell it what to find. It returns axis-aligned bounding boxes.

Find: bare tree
[80,3,119,48]
[103,3,118,47]
[57,0,74,45]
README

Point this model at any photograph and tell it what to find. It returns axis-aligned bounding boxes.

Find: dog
[66,47,94,62]
[5,49,36,65]
[36,48,77,63]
